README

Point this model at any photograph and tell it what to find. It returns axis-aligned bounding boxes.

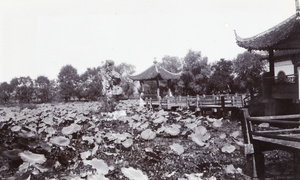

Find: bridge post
[186,95,190,110]
[195,95,200,111]
[219,96,225,118]
[145,97,149,108]
[294,150,300,179]
[167,98,171,110]
[149,98,153,110]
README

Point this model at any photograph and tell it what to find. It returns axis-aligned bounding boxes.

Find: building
[235,2,300,115]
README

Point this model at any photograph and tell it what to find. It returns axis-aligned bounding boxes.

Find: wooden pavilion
[236,2,300,178]
[129,60,181,100]
[235,2,300,115]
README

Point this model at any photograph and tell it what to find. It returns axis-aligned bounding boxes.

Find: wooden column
[156,78,160,98]
[298,67,300,100]
[156,77,162,109]
[140,80,145,92]
[268,49,275,77]
[167,79,172,97]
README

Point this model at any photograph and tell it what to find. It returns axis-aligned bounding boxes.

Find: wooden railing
[144,94,244,111]
[242,109,300,178]
[274,73,298,84]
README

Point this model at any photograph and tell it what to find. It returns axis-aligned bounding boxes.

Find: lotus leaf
[221,145,236,153]
[141,129,156,140]
[50,136,70,146]
[62,123,81,135]
[83,158,110,175]
[213,119,222,127]
[122,138,133,148]
[170,143,184,155]
[165,124,181,136]
[19,151,46,164]
[121,167,148,180]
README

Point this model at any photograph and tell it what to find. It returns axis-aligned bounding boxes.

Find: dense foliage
[207,59,234,94]
[180,50,211,95]
[233,51,266,99]
[58,65,80,102]
[0,50,267,105]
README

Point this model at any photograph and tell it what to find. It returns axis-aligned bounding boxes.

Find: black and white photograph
[0,0,299,179]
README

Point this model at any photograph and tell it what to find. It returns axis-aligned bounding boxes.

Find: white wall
[274,60,294,76]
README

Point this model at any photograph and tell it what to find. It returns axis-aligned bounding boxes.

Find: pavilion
[235,1,300,115]
[129,60,182,99]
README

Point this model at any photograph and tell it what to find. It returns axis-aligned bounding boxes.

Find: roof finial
[296,0,300,15]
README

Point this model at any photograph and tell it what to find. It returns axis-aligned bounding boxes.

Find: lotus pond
[0,99,288,180]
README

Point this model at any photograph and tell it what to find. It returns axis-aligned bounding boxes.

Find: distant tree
[207,59,234,94]
[159,56,182,73]
[115,63,136,98]
[115,63,136,76]
[49,80,60,102]
[10,77,34,103]
[233,51,266,99]
[35,76,51,103]
[158,56,183,96]
[0,82,13,104]
[180,50,211,95]
[58,65,79,102]
[79,67,103,101]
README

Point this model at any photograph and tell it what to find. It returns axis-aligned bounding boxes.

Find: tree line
[0,50,266,105]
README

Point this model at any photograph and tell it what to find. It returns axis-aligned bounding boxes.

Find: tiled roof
[235,14,300,50]
[129,63,182,81]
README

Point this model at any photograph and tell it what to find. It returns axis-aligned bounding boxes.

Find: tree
[180,50,211,95]
[115,63,136,98]
[233,51,266,99]
[159,56,182,73]
[35,76,51,103]
[207,59,234,94]
[0,82,13,104]
[10,77,34,103]
[58,65,79,102]
[115,63,136,76]
[79,67,103,101]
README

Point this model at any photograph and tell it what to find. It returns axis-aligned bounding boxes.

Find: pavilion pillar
[140,80,145,92]
[156,78,160,98]
[298,67,300,100]
[268,49,275,77]
[261,49,276,115]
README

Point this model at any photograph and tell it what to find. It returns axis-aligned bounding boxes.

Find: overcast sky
[0,0,296,83]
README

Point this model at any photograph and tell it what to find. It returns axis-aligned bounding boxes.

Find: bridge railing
[242,109,300,178]
[145,94,244,110]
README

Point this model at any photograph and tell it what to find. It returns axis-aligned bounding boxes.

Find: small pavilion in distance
[235,1,300,115]
[129,60,182,100]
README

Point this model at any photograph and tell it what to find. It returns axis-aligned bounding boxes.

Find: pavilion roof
[129,62,182,81]
[235,13,300,51]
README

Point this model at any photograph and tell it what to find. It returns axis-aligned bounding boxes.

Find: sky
[0,0,296,83]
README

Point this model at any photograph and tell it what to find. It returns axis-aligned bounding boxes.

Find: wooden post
[242,109,259,177]
[145,97,149,108]
[149,97,153,110]
[253,145,265,178]
[298,67,300,100]
[294,150,300,179]
[220,96,225,118]
[269,49,275,77]
[186,95,190,109]
[196,95,200,111]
